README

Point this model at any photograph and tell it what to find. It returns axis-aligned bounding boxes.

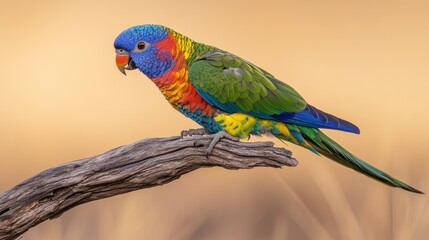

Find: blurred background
[1,0,428,239]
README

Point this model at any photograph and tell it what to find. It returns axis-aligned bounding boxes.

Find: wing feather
[188,50,360,134]
[188,51,307,115]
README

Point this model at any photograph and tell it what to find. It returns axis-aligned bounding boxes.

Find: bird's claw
[181,128,209,138]
[205,131,240,158]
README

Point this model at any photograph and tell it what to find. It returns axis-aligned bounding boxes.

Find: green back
[188,50,307,115]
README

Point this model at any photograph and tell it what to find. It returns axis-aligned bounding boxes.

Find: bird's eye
[137,41,146,50]
[115,49,126,55]
[131,41,148,52]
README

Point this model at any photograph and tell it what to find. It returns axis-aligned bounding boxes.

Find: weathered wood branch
[0,135,297,240]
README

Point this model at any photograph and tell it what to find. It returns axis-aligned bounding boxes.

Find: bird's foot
[181,128,210,138]
[206,131,240,158]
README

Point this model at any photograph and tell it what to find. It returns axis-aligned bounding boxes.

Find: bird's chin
[124,58,137,71]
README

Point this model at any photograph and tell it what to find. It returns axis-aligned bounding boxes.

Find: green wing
[188,50,307,116]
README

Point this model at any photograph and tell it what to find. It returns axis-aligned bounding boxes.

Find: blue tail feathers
[274,105,360,134]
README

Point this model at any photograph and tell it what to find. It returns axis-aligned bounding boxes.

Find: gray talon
[205,131,240,157]
[181,128,209,138]
[181,130,189,138]
[193,141,204,147]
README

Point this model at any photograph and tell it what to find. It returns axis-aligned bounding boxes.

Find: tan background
[1,0,428,239]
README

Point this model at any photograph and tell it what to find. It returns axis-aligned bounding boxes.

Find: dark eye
[137,41,146,50]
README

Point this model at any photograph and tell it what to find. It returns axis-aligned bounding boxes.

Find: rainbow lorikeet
[114,24,422,193]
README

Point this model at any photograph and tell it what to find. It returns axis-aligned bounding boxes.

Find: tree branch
[0,135,297,240]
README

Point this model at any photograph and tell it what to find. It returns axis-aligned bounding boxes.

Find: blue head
[114,24,174,78]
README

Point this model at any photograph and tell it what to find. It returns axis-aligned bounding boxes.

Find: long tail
[277,124,423,194]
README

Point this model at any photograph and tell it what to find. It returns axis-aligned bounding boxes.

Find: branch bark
[0,135,297,240]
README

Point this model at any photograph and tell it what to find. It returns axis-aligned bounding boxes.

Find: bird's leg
[181,128,210,138]
[205,131,240,158]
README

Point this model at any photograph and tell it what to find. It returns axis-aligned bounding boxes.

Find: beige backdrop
[1,0,428,239]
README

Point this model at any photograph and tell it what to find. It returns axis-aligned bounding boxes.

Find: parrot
[114,24,422,194]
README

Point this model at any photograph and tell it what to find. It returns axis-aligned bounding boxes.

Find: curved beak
[116,54,130,76]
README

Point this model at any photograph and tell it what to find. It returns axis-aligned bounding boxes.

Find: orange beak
[116,54,130,75]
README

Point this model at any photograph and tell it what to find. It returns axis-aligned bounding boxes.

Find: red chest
[151,64,215,116]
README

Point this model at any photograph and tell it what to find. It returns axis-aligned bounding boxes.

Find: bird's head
[114,24,175,78]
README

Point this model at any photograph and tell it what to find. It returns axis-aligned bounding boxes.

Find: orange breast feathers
[150,36,214,116]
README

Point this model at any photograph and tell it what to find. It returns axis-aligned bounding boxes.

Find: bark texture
[0,135,297,240]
